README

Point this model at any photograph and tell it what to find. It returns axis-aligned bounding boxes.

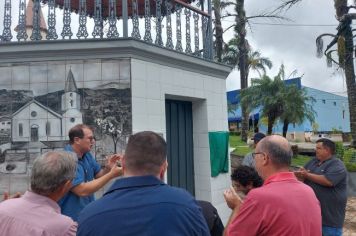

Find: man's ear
[73,137,80,145]
[57,180,72,197]
[159,160,168,180]
[262,154,269,166]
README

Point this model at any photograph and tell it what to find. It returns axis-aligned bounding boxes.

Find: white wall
[131,58,231,224]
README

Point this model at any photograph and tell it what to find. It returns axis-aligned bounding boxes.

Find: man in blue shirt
[59,124,122,221]
[78,131,210,236]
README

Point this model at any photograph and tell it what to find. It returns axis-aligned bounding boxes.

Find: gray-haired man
[0,151,78,236]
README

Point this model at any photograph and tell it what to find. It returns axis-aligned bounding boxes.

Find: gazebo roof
[40,0,196,18]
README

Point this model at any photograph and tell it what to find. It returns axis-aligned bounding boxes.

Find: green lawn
[229,135,251,156]
[230,134,311,166]
[291,155,311,167]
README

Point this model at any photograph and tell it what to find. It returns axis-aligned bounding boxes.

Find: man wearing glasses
[59,124,123,221]
[224,135,321,236]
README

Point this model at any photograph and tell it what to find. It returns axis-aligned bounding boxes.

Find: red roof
[15,0,48,32]
[40,0,196,18]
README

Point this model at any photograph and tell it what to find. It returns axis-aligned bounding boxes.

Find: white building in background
[11,69,82,142]
[0,116,11,133]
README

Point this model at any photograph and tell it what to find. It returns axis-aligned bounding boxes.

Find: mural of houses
[0,116,11,133]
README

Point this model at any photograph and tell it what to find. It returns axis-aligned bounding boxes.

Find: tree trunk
[282,119,289,137]
[112,135,118,153]
[267,116,274,135]
[235,0,249,142]
[336,0,356,147]
[213,0,224,62]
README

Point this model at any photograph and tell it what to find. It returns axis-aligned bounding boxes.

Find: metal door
[165,99,195,196]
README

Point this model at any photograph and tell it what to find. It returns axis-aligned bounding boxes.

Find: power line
[222,20,340,27]
[250,22,338,27]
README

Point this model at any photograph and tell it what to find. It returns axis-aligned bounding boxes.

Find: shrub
[344,162,356,172]
[343,149,356,163]
[335,142,344,160]
[343,148,356,172]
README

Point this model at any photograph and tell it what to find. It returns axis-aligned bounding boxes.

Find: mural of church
[11,69,83,143]
[0,59,132,183]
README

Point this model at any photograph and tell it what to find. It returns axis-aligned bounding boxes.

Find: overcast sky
[224,0,349,97]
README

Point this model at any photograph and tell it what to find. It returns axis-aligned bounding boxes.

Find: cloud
[225,0,347,96]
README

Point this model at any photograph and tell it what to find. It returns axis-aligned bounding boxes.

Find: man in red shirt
[224,135,321,236]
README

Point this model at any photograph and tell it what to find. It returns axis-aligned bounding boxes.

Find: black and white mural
[0,59,132,197]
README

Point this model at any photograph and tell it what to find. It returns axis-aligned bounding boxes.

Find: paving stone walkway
[344,197,356,235]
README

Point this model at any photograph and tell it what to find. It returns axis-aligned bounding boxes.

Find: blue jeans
[322,226,342,236]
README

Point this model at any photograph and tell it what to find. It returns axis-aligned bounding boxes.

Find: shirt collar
[64,144,83,159]
[315,155,335,165]
[23,191,61,213]
[105,175,165,196]
[263,172,297,186]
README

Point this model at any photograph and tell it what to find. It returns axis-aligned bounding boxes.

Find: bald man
[224,135,321,236]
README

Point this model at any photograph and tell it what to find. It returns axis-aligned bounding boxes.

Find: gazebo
[40,0,200,18]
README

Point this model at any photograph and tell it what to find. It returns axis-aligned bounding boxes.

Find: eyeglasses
[252,152,265,158]
[83,136,95,141]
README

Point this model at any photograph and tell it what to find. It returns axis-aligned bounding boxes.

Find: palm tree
[248,50,273,77]
[280,85,316,137]
[212,0,224,62]
[277,0,356,147]
[221,0,286,142]
[223,39,273,83]
[240,70,285,135]
[241,65,314,136]
[223,39,273,137]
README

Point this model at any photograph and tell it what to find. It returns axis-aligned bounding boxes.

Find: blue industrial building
[227,78,350,139]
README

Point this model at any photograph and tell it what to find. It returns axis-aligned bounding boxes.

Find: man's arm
[95,154,122,178]
[295,168,333,187]
[71,166,122,197]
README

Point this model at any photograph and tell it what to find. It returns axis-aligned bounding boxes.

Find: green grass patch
[229,134,313,165]
[229,135,252,156]
[291,155,311,167]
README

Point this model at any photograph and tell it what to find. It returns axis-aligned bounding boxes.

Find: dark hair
[125,131,167,175]
[231,166,263,188]
[68,124,91,144]
[259,139,293,167]
[316,138,336,154]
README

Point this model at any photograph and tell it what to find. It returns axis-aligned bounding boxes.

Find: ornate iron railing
[0,0,213,60]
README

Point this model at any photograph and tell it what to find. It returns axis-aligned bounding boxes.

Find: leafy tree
[95,114,129,153]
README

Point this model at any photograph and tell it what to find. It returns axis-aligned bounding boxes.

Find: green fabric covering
[209,131,229,177]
